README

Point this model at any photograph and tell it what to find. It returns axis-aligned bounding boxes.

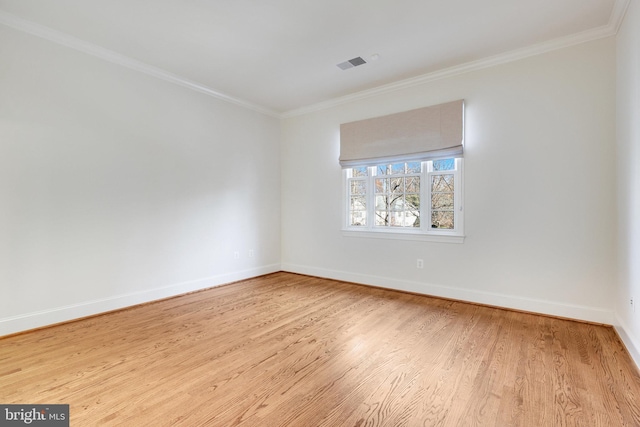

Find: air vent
[337,56,367,70]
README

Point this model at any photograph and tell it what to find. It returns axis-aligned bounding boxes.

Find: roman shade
[339,99,464,167]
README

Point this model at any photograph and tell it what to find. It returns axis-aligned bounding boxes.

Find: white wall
[615,0,640,366]
[0,25,281,335]
[282,37,617,323]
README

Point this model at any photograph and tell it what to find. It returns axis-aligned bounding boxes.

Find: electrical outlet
[417,259,424,269]
[632,297,635,312]
[249,249,254,258]
[234,251,240,259]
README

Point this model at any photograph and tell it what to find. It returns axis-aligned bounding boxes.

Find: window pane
[406,177,420,193]
[375,178,388,193]
[350,180,366,195]
[433,158,455,171]
[389,211,404,227]
[407,212,420,227]
[390,177,403,194]
[390,196,404,211]
[390,163,405,175]
[350,211,367,226]
[350,196,366,210]
[405,194,420,210]
[431,193,454,210]
[431,211,454,229]
[406,162,421,173]
[375,211,389,226]
[431,174,454,192]
[352,166,368,177]
[375,195,388,210]
[377,164,389,175]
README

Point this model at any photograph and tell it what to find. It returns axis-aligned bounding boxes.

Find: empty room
[1,0,640,425]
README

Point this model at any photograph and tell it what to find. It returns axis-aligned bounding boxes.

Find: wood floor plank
[1,272,640,426]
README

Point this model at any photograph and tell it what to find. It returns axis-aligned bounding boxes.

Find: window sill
[341,229,465,243]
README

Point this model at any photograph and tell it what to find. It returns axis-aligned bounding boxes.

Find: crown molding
[0,9,280,118]
[283,21,618,118]
[609,0,631,33]
[283,0,629,118]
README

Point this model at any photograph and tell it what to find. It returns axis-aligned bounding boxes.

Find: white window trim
[341,158,465,244]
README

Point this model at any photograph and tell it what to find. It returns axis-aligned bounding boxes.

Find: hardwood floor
[1,272,640,426]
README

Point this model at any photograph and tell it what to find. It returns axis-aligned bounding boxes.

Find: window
[345,158,463,241]
[339,100,465,242]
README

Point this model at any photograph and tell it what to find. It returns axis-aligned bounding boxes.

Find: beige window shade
[339,99,464,167]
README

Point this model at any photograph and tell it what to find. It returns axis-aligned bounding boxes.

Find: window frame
[342,158,464,243]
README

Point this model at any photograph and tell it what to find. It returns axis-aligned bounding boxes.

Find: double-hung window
[340,100,465,242]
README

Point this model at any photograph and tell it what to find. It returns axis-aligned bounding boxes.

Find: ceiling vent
[337,56,367,70]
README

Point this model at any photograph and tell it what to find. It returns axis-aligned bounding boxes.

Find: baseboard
[0,264,281,337]
[613,314,640,372]
[281,263,614,325]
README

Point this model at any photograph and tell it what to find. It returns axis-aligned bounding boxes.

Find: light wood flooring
[1,272,640,426]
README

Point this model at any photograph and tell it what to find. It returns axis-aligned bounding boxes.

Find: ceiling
[0,0,622,115]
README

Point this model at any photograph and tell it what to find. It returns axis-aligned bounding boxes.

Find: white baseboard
[0,264,281,337]
[281,263,614,325]
[613,315,640,371]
